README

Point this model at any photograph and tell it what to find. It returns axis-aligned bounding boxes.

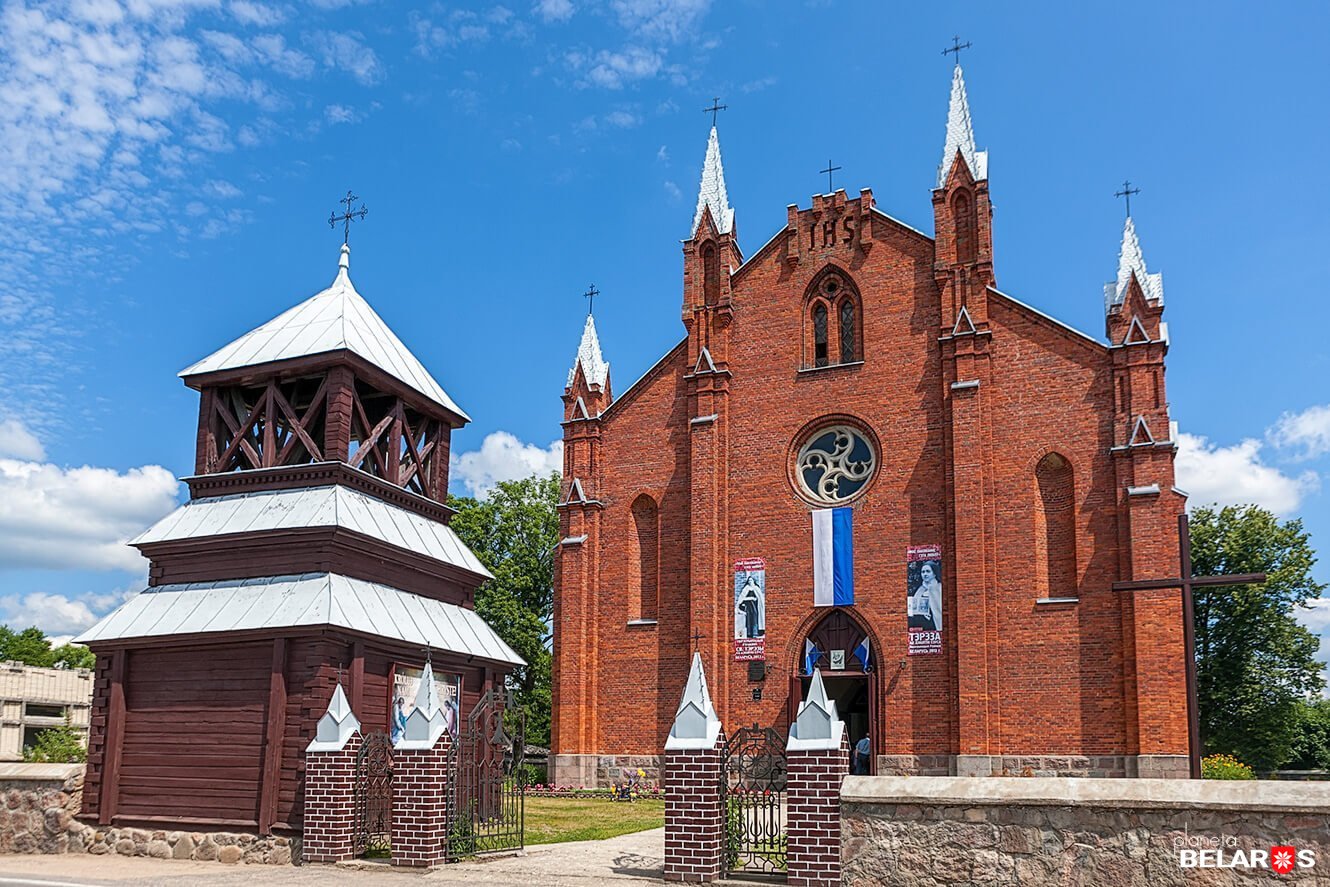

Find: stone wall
[0,763,297,865]
[552,753,661,789]
[842,776,1330,885]
[875,754,1165,778]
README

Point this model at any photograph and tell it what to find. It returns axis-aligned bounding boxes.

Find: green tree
[0,626,96,670]
[1190,505,1326,770]
[449,473,560,748]
[22,719,87,764]
[1286,699,1330,771]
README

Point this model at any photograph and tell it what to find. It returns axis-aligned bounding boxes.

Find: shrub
[1201,753,1255,780]
[22,722,86,764]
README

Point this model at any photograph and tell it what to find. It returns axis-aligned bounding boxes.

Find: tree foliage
[22,719,87,764]
[1190,505,1326,770]
[1286,699,1330,771]
[449,473,560,748]
[0,626,95,671]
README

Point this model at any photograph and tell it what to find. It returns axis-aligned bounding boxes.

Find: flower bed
[526,783,664,799]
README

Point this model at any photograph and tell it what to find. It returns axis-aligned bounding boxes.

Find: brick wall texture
[553,169,1190,778]
[301,734,360,863]
[786,736,849,887]
[390,739,449,868]
[663,743,724,882]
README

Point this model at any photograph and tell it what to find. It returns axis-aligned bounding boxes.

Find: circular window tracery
[795,424,877,505]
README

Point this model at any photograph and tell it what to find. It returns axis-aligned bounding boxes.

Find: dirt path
[0,827,667,886]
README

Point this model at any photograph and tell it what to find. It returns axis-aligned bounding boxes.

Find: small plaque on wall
[830,649,846,671]
[752,688,762,701]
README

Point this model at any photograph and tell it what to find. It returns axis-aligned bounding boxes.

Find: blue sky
[0,0,1327,682]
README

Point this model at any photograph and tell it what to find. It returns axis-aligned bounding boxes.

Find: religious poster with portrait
[734,557,767,661]
[907,545,943,655]
[390,665,461,744]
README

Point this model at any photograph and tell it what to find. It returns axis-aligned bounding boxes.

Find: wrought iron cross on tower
[690,630,706,654]
[820,159,842,194]
[1112,514,1266,779]
[583,284,600,316]
[329,190,368,244]
[942,35,972,63]
[703,97,727,127]
[1115,180,1142,217]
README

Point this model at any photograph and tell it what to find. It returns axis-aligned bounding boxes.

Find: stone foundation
[842,775,1330,885]
[550,753,661,788]
[877,754,1164,778]
[0,763,297,865]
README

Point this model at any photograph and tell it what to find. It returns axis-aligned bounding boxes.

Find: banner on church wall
[907,545,943,655]
[734,558,766,661]
[390,665,461,744]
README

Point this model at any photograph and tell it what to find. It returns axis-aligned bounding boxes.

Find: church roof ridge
[938,64,988,188]
[692,125,735,236]
[567,313,610,389]
[1104,216,1164,312]
[180,244,469,422]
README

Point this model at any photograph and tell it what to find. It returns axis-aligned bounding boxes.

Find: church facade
[551,65,1190,785]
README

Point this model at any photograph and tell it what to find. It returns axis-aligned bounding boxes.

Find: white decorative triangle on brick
[952,305,977,336]
[306,681,361,752]
[1123,315,1151,345]
[694,347,718,375]
[1129,416,1155,446]
[561,478,590,506]
[398,660,446,747]
[788,668,844,751]
[665,652,722,750]
[573,396,591,420]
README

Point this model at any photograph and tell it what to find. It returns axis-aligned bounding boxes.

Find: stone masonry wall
[842,776,1330,886]
[0,764,297,865]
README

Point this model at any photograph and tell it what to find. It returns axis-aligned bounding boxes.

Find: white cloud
[1269,403,1330,462]
[324,103,361,125]
[582,45,661,89]
[1298,598,1330,634]
[203,178,242,198]
[603,109,640,128]
[228,0,286,27]
[0,591,99,635]
[1175,432,1318,517]
[0,458,180,571]
[0,420,45,461]
[611,0,710,42]
[309,30,382,84]
[450,431,562,498]
[535,0,574,22]
[662,179,681,202]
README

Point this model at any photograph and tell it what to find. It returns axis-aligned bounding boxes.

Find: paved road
[0,827,667,886]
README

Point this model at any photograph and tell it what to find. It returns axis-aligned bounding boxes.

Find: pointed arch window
[953,191,976,264]
[701,241,721,307]
[812,303,829,367]
[1033,453,1077,599]
[804,271,862,369]
[630,494,659,621]
[838,298,857,362]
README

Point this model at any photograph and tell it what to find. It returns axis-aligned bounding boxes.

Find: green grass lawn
[523,796,665,845]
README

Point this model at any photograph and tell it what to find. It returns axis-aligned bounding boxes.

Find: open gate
[446,686,526,858]
[353,731,393,856]
[721,724,787,879]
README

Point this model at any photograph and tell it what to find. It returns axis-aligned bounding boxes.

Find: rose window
[796,425,876,504]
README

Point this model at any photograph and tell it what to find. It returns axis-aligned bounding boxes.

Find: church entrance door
[790,608,878,775]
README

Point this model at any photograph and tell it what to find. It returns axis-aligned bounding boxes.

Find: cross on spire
[328,190,368,245]
[820,159,842,194]
[942,35,972,64]
[703,96,727,128]
[689,630,705,653]
[1115,180,1142,217]
[583,284,600,316]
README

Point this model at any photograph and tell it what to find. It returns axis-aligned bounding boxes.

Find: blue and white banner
[812,506,855,607]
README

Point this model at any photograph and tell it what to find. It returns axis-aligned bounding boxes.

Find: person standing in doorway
[852,733,871,774]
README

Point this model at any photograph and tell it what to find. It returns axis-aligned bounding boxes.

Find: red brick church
[552,63,1190,784]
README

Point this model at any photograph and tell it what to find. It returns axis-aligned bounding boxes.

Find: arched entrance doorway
[788,608,878,774]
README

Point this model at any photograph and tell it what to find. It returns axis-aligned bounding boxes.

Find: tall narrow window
[702,242,721,306]
[1034,454,1077,599]
[954,192,976,264]
[813,303,829,367]
[838,298,856,362]
[630,495,659,620]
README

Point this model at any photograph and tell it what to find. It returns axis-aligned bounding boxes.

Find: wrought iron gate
[353,731,393,856]
[721,724,787,879]
[446,687,526,858]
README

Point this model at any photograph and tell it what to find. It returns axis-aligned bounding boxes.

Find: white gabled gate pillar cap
[306,681,361,752]
[788,668,845,751]
[395,660,449,750]
[665,652,723,750]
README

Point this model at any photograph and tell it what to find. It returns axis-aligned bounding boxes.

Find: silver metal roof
[179,245,469,421]
[75,573,524,666]
[132,484,492,580]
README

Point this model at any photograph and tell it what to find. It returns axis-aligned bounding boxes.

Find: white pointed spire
[306,681,361,752]
[1104,217,1164,313]
[398,660,447,747]
[937,64,988,188]
[789,668,844,750]
[566,313,610,389]
[692,126,734,237]
[665,652,722,749]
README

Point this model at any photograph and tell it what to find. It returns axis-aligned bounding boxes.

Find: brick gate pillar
[663,652,726,882]
[786,669,847,887]
[303,682,361,864]
[391,662,451,869]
